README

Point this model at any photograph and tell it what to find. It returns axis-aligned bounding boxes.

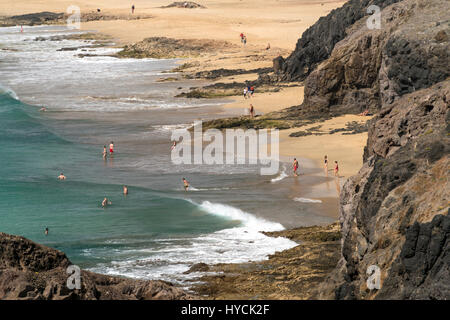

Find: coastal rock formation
[0,11,152,27]
[274,0,449,117]
[116,37,235,59]
[318,80,449,299]
[269,0,450,300]
[192,223,341,299]
[162,2,206,9]
[273,0,402,82]
[0,232,192,300]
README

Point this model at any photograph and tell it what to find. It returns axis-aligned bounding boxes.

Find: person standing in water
[123,185,128,195]
[44,227,48,236]
[293,158,299,176]
[109,141,114,155]
[58,172,66,180]
[102,146,108,159]
[102,197,111,208]
[334,161,339,177]
[249,104,255,118]
[182,178,189,191]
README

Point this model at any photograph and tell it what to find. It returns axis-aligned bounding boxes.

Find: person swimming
[102,197,111,208]
[57,172,66,180]
[182,178,189,191]
[123,185,128,195]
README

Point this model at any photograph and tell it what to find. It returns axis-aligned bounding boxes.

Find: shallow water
[0,26,335,285]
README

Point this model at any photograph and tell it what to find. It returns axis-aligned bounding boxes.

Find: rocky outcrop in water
[116,37,235,59]
[0,232,192,300]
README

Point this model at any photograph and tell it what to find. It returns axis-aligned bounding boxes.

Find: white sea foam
[294,197,322,203]
[0,84,19,100]
[271,167,288,183]
[88,201,297,284]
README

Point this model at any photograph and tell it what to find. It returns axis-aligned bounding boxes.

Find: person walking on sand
[102,145,108,159]
[123,185,128,195]
[293,158,299,176]
[182,178,189,191]
[58,172,66,180]
[249,104,255,118]
[131,4,135,14]
[240,33,244,43]
[243,35,247,46]
[102,197,112,208]
[109,141,114,155]
[334,161,339,177]
[243,87,248,99]
[250,86,255,97]
[324,155,328,174]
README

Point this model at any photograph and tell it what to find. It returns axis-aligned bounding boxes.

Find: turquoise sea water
[0,25,334,285]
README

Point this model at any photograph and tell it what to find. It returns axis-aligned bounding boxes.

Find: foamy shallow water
[0,25,332,286]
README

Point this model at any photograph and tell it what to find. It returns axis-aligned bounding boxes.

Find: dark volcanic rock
[318,80,450,300]
[274,0,402,82]
[162,2,206,9]
[0,233,192,300]
[285,0,449,118]
[184,263,210,274]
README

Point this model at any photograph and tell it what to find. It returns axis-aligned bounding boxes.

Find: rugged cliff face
[273,0,402,81]
[291,0,450,299]
[0,233,192,300]
[319,80,449,299]
[275,0,449,119]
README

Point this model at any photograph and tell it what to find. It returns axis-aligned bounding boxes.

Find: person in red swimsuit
[109,141,114,154]
[334,161,339,177]
[293,158,299,176]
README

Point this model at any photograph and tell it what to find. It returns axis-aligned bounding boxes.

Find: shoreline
[1,0,361,299]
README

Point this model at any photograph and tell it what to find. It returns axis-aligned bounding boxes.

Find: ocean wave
[87,200,297,284]
[294,197,322,203]
[271,167,288,183]
[0,84,19,100]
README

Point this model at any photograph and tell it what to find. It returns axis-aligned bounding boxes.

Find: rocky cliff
[273,0,402,82]
[273,0,449,118]
[0,232,192,300]
[290,0,450,299]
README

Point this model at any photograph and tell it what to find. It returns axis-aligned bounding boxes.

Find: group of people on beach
[324,155,339,177]
[243,85,255,99]
[292,156,339,177]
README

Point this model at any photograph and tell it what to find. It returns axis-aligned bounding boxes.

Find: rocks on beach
[0,232,192,300]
